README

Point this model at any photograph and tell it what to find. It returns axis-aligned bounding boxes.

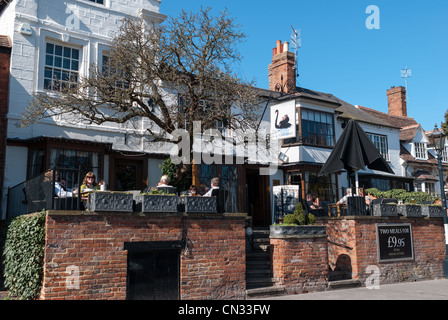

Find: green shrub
[2,211,46,300]
[282,202,315,226]
[365,188,437,204]
[366,188,382,197]
[283,214,298,225]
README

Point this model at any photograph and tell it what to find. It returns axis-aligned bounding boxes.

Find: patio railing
[6,166,81,219]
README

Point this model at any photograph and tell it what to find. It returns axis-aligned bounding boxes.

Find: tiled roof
[357,105,418,128]
[399,124,420,141]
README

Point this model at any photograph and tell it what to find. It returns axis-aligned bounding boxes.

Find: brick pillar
[270,227,328,295]
[387,86,407,117]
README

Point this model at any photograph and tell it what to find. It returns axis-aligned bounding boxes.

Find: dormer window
[442,146,448,162]
[414,142,427,159]
[86,0,104,4]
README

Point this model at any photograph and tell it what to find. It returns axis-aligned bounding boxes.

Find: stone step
[327,279,362,290]
[246,277,277,289]
[246,285,285,299]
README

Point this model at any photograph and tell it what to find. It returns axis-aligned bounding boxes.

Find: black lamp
[428,124,448,278]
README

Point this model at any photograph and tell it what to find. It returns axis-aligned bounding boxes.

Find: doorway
[246,169,271,227]
[125,242,180,300]
[111,156,146,191]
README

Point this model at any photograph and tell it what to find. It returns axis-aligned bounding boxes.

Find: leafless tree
[20,7,262,147]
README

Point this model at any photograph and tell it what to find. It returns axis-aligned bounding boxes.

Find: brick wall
[40,211,246,300]
[321,216,445,284]
[270,234,328,295]
[387,86,407,117]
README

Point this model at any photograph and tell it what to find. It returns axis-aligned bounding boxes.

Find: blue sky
[159,1,448,132]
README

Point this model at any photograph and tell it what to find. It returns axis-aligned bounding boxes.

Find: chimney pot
[283,41,289,52]
[276,40,282,54]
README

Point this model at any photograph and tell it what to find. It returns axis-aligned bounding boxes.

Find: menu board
[376,223,414,262]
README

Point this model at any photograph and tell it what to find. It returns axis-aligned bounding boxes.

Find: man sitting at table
[337,188,352,206]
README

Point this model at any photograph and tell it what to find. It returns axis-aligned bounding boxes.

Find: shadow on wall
[330,254,352,281]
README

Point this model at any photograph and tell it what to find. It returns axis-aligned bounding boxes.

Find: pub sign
[376,223,414,262]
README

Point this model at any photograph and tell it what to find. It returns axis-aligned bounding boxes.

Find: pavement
[261,279,448,300]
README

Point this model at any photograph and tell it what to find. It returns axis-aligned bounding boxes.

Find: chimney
[387,86,407,117]
[268,40,296,93]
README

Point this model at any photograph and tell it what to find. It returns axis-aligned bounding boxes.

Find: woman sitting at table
[80,172,99,208]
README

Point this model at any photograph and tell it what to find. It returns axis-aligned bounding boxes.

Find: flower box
[397,204,422,217]
[270,225,326,237]
[421,205,443,218]
[372,203,398,217]
[88,191,134,212]
[136,194,178,213]
[178,196,217,213]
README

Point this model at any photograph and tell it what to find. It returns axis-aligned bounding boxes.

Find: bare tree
[20,7,262,146]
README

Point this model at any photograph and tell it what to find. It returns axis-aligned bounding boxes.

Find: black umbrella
[319,119,394,192]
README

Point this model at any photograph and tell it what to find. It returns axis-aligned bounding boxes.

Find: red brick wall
[321,217,445,284]
[41,212,246,300]
[270,234,328,295]
[387,86,407,117]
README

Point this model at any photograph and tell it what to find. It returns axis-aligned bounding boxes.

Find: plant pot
[88,192,133,212]
[397,204,422,217]
[372,203,398,217]
[136,194,178,213]
[421,205,443,218]
[270,225,326,237]
[178,196,217,213]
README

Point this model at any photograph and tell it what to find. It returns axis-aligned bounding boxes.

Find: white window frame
[37,31,87,93]
[86,0,104,5]
[44,42,81,91]
[414,142,427,160]
[367,133,389,161]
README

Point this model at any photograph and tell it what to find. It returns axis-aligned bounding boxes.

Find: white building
[266,40,412,221]
[0,0,168,217]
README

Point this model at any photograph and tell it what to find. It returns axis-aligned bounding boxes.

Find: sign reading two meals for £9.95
[376,223,414,262]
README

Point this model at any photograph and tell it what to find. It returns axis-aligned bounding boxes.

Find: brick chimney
[387,86,407,117]
[268,40,296,93]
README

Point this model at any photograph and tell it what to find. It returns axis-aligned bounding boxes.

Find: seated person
[203,177,219,197]
[55,178,77,198]
[158,175,172,187]
[188,185,198,196]
[337,188,352,206]
[358,188,372,205]
[80,172,100,207]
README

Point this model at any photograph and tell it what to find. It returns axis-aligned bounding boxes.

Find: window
[425,182,435,195]
[44,43,79,90]
[283,109,334,147]
[304,171,337,202]
[414,142,427,159]
[442,146,448,162]
[50,148,101,180]
[367,133,389,161]
[86,0,104,4]
[102,55,130,90]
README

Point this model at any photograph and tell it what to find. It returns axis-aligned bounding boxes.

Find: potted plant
[270,203,326,237]
[372,202,398,217]
[136,188,178,213]
[396,204,422,217]
[178,195,217,213]
[88,191,134,212]
[421,205,443,217]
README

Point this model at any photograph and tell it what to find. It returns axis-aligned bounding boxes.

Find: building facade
[0,0,168,217]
